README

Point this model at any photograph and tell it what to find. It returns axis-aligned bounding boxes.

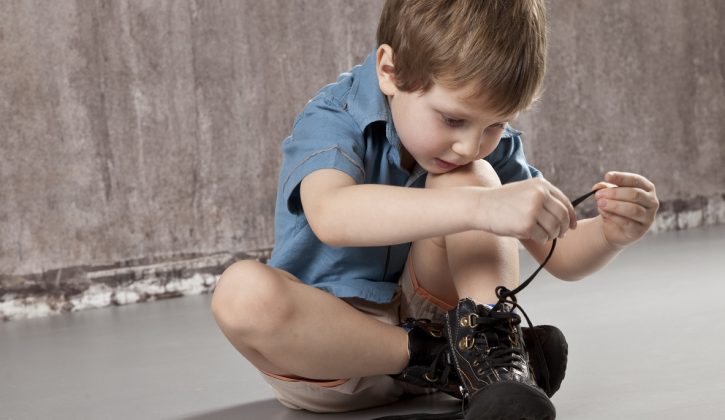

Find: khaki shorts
[260,255,457,413]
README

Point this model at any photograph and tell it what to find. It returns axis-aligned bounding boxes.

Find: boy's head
[376,0,547,116]
[375,0,547,174]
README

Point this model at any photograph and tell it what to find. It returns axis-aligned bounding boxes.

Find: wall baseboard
[0,249,271,322]
[650,194,725,232]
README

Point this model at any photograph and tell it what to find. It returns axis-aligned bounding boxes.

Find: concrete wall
[1,0,723,320]
[519,1,725,222]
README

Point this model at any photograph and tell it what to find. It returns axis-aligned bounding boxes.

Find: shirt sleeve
[279,97,366,214]
[484,131,542,184]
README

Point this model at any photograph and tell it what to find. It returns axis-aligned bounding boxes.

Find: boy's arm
[522,171,659,280]
[300,168,577,247]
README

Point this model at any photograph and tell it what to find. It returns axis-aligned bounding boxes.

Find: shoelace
[467,309,524,375]
[373,189,597,420]
[490,190,597,393]
[494,189,597,322]
[403,319,456,390]
[423,341,454,386]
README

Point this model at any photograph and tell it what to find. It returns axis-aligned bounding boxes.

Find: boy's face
[377,46,516,174]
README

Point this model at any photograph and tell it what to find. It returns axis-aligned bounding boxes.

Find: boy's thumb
[591,181,617,191]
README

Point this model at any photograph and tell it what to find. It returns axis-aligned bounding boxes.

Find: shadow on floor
[177,394,461,420]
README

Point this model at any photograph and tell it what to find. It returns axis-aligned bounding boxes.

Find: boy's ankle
[392,318,463,398]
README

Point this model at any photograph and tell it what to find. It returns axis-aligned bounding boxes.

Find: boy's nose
[451,137,481,161]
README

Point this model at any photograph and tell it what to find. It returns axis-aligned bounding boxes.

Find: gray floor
[2,225,724,420]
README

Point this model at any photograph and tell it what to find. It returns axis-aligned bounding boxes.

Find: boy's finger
[543,199,570,236]
[598,199,650,224]
[548,186,576,228]
[537,209,563,240]
[596,187,656,209]
[604,171,655,192]
[591,181,617,191]
[530,223,550,244]
[599,208,642,231]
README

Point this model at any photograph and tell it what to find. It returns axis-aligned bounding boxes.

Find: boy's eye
[442,116,465,127]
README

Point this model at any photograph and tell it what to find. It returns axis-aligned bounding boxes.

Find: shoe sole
[465,380,556,420]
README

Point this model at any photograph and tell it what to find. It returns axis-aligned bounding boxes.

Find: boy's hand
[593,171,659,249]
[477,178,577,244]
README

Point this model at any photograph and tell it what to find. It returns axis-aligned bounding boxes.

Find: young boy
[212,0,659,418]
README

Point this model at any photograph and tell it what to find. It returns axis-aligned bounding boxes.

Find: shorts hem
[261,370,350,388]
[406,255,456,311]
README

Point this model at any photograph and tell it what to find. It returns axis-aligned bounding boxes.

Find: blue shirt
[267,52,541,304]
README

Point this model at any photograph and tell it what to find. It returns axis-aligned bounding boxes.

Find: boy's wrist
[470,186,494,233]
[435,186,485,233]
[594,215,626,253]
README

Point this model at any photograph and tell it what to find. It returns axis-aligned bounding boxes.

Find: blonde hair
[377,0,547,115]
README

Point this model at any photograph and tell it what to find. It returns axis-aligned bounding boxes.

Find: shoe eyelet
[424,372,439,382]
[459,313,478,328]
[429,328,442,338]
[473,360,479,367]
[458,335,474,350]
[476,368,484,375]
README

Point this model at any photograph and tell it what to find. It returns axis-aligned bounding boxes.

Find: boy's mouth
[434,158,461,170]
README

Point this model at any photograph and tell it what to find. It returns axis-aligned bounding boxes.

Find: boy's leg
[409,159,519,306]
[400,160,559,418]
[392,159,519,393]
[211,260,409,380]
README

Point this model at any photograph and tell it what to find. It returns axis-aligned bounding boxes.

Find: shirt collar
[502,124,522,138]
[346,51,399,147]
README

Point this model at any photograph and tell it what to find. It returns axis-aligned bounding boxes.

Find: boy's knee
[425,159,501,189]
[211,260,292,334]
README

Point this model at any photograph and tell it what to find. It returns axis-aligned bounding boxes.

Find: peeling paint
[0,298,54,321]
[0,250,266,322]
[0,270,220,322]
[651,194,725,233]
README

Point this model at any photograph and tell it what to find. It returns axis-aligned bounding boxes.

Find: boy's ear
[376,44,398,96]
